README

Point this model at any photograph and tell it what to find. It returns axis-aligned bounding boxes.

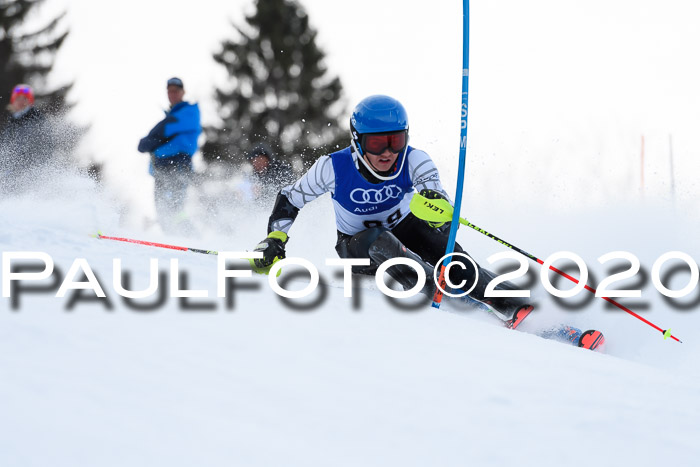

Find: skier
[138,77,201,235]
[251,95,533,328]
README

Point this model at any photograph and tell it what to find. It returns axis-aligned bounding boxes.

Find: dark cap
[247,142,274,161]
[166,77,184,88]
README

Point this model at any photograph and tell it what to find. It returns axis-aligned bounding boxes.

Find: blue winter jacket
[138,102,201,170]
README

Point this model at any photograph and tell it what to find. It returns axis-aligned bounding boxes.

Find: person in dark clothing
[0,84,53,194]
[138,77,201,234]
[246,143,294,201]
[251,95,533,328]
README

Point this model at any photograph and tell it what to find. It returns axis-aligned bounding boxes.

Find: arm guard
[267,191,300,234]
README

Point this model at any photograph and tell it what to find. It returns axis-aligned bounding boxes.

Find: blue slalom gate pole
[432,0,469,308]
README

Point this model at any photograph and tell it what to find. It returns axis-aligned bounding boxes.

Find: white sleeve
[408,149,452,202]
[280,155,336,209]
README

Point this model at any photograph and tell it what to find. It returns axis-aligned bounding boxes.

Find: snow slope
[1,180,699,467]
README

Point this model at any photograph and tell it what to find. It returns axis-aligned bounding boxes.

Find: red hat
[10,84,35,105]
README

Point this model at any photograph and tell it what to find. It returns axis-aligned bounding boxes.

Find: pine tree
[204,0,346,167]
[0,0,73,132]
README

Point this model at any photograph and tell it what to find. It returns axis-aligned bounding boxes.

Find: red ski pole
[93,232,218,256]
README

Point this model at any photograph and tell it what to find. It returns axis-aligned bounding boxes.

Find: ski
[539,325,605,351]
[510,319,606,351]
[454,293,605,351]
[504,304,534,330]
[579,329,605,350]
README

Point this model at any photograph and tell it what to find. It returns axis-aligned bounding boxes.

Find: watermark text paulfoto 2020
[1,250,698,311]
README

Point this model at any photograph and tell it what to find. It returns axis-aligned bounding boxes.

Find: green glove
[419,189,448,228]
[250,231,288,275]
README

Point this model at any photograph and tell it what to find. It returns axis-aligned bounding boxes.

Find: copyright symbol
[434,252,479,298]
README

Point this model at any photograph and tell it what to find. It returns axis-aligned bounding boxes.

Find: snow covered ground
[4,1,699,464]
[1,177,699,467]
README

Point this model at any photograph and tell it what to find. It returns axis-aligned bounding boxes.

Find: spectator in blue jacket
[138,77,201,234]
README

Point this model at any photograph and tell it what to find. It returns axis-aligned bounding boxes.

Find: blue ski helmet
[350,95,410,181]
[350,95,409,155]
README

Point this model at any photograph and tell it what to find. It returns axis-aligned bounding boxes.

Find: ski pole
[410,193,683,343]
[92,232,281,276]
[93,232,218,255]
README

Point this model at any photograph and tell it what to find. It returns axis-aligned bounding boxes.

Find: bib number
[362,208,402,230]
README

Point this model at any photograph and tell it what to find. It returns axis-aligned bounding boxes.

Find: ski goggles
[361,130,408,155]
[13,85,32,95]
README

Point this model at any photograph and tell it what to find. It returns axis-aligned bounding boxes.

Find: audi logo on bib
[350,185,404,204]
